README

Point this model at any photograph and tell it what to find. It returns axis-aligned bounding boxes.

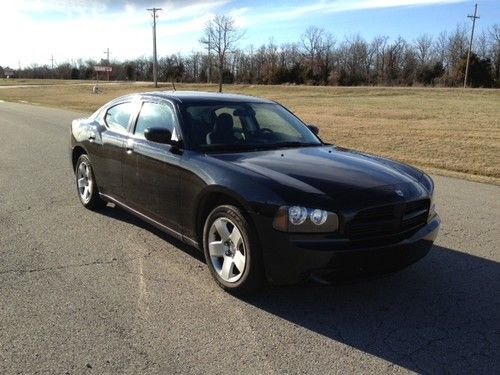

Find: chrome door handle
[89,132,96,141]
[126,139,134,153]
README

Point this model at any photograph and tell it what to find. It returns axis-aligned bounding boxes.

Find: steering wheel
[259,128,274,135]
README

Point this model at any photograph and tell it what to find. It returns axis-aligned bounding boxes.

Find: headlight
[273,206,339,233]
[310,209,328,225]
[288,206,307,225]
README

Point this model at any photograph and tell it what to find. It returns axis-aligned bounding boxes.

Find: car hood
[208,146,426,202]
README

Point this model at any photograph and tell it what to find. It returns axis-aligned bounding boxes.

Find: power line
[147,7,162,88]
[464,3,479,88]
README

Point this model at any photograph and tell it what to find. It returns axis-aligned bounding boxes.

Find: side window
[135,102,176,137]
[105,102,134,131]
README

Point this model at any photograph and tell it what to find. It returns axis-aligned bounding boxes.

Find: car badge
[395,189,404,197]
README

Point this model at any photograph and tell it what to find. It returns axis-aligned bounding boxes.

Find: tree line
[3,20,499,88]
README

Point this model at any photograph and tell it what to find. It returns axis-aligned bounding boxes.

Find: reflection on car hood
[209,146,424,199]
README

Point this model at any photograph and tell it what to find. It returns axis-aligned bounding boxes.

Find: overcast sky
[0,0,498,69]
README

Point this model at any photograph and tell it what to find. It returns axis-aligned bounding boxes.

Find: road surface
[0,102,499,374]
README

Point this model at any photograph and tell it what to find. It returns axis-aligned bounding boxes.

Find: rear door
[122,100,182,231]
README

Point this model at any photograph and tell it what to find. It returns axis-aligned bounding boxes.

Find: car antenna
[171,81,176,91]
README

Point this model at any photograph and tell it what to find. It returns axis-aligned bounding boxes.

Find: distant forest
[2,23,499,88]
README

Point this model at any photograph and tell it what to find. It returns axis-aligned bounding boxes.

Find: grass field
[1,79,499,184]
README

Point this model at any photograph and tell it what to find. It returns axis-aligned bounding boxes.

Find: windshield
[180,102,322,151]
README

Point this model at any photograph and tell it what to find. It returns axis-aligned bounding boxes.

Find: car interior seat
[206,113,238,144]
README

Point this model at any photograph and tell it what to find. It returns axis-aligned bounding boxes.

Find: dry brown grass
[1,80,499,184]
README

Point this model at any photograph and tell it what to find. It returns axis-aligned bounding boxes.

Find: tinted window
[255,107,302,138]
[135,102,176,137]
[105,102,135,131]
[181,103,321,150]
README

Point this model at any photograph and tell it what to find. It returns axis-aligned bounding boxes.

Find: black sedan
[70,91,440,293]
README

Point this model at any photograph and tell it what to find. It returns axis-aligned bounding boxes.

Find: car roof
[117,90,276,105]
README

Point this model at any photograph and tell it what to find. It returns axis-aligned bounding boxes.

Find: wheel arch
[194,187,255,249]
[71,145,88,172]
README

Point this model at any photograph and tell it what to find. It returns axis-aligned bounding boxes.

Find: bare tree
[200,15,244,92]
[415,34,433,65]
[300,26,325,81]
[370,35,389,84]
[488,24,500,84]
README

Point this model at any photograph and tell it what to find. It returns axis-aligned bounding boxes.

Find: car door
[90,101,137,199]
[122,100,182,232]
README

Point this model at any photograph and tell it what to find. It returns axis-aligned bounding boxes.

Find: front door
[122,101,182,232]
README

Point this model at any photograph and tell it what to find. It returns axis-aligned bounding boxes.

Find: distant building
[4,67,16,78]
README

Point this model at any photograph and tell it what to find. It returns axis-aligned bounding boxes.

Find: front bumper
[252,214,440,285]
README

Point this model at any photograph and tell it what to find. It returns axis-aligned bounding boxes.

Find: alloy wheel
[77,161,93,204]
[208,217,247,283]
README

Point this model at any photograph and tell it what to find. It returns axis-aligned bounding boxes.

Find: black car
[70,91,440,293]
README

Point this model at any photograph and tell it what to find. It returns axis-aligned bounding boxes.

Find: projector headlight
[288,206,307,225]
[273,206,339,233]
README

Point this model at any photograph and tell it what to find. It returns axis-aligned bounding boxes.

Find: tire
[203,205,265,294]
[75,154,106,210]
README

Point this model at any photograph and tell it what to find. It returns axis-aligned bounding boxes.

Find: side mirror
[144,127,173,144]
[307,124,320,136]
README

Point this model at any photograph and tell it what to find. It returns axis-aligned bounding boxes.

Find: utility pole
[464,3,479,88]
[50,55,55,79]
[104,48,111,80]
[104,48,110,63]
[147,7,162,88]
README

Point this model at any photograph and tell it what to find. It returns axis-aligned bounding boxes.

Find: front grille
[347,199,430,240]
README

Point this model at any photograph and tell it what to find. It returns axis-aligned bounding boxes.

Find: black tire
[203,205,265,295]
[75,154,106,210]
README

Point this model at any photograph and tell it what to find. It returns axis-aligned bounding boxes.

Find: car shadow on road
[97,203,205,263]
[96,205,498,373]
[244,246,500,374]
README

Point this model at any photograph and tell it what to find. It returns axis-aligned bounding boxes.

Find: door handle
[88,132,96,141]
[126,139,134,153]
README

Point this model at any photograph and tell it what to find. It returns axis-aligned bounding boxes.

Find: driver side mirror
[144,127,173,144]
[307,124,320,136]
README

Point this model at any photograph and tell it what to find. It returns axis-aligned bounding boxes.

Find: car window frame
[130,99,180,141]
[178,101,323,151]
[103,100,140,134]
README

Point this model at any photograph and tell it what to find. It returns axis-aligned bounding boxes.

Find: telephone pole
[104,48,110,63]
[50,55,55,79]
[147,7,162,88]
[464,3,479,88]
[104,48,111,80]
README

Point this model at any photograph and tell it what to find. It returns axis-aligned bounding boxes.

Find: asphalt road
[1,101,499,374]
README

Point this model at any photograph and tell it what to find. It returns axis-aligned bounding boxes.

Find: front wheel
[203,205,265,294]
[75,154,106,210]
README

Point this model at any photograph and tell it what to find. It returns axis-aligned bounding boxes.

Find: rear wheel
[75,154,106,210]
[203,205,265,294]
